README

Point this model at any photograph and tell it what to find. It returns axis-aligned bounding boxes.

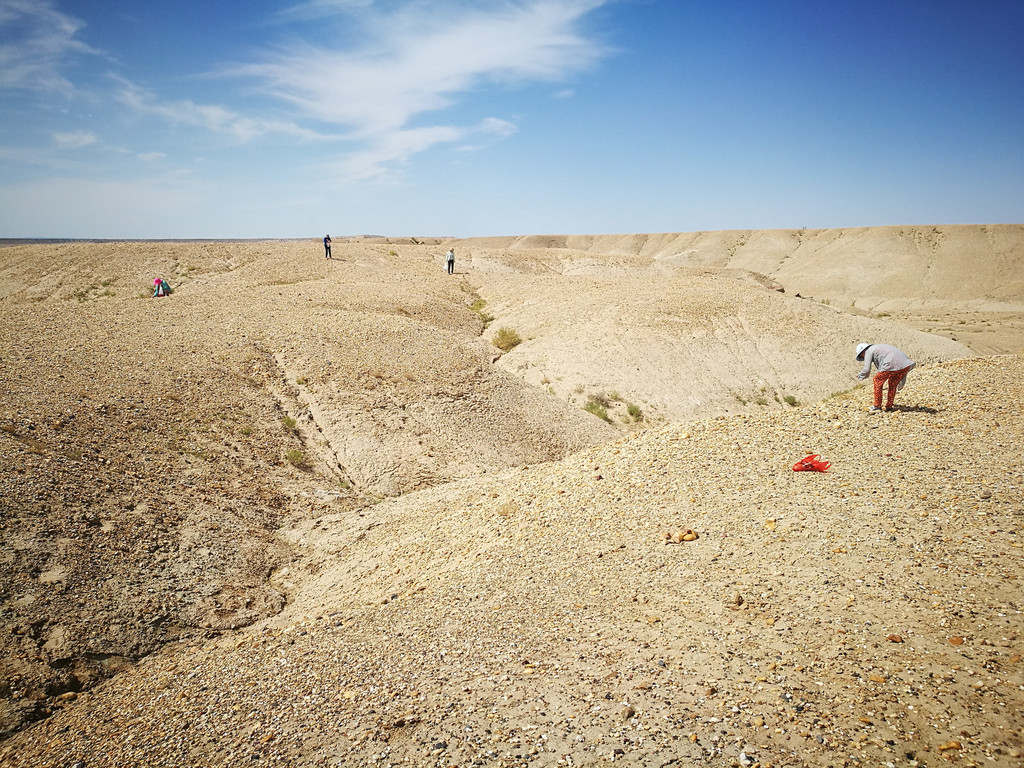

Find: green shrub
[783,395,799,406]
[492,327,522,352]
[281,415,298,432]
[626,402,644,421]
[584,397,611,422]
[286,449,306,467]
[470,298,495,327]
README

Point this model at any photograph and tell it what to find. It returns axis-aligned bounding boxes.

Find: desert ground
[1,224,1022,767]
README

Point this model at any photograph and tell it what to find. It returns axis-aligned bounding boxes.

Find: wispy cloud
[3,1,610,189]
[334,116,518,181]
[234,0,611,179]
[273,0,375,24]
[53,130,96,149]
[112,76,329,144]
[0,0,101,93]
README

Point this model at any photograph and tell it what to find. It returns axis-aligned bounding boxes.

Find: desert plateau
[1,224,1023,768]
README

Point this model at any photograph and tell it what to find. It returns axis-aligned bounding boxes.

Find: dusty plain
[1,224,1023,767]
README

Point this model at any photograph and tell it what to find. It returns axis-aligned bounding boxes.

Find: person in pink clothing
[855,343,915,412]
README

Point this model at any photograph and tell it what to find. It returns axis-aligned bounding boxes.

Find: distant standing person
[855,343,916,412]
[324,234,332,259]
[446,248,455,275]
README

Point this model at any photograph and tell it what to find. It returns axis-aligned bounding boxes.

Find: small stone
[887,634,903,643]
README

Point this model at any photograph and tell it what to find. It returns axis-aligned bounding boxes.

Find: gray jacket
[857,344,915,382]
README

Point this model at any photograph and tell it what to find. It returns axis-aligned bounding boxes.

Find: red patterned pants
[873,367,910,408]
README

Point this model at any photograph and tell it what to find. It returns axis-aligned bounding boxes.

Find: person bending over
[855,342,915,412]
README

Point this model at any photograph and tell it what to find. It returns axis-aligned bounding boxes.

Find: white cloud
[0,0,101,94]
[112,76,328,144]
[331,117,515,181]
[53,130,96,149]
[239,1,608,133]
[274,0,375,23]
[230,0,610,179]
[137,151,167,162]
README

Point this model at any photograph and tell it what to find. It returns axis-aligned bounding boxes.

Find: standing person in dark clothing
[324,234,332,259]
[446,248,455,274]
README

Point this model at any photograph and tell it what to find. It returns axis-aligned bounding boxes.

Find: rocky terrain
[1,226,1022,766]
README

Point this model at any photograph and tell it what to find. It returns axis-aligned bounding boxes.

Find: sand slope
[462,247,969,422]
[457,224,1024,356]
[458,224,1024,311]
[1,228,1022,766]
[3,354,1022,767]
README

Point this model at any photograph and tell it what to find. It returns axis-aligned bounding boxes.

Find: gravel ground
[2,354,1022,768]
[1,239,1021,767]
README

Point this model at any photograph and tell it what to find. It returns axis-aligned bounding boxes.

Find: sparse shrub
[296,376,307,385]
[783,395,799,406]
[828,384,862,400]
[626,402,644,421]
[286,449,306,467]
[754,397,768,406]
[388,249,398,256]
[239,425,254,436]
[589,392,612,407]
[496,500,518,518]
[608,391,623,402]
[492,327,522,352]
[470,298,495,327]
[584,397,611,422]
[282,415,298,432]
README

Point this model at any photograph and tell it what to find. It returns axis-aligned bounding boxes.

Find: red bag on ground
[792,454,830,472]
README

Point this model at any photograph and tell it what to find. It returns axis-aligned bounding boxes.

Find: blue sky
[1,0,1021,238]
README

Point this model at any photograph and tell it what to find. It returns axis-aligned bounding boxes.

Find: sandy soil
[1,227,1022,767]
